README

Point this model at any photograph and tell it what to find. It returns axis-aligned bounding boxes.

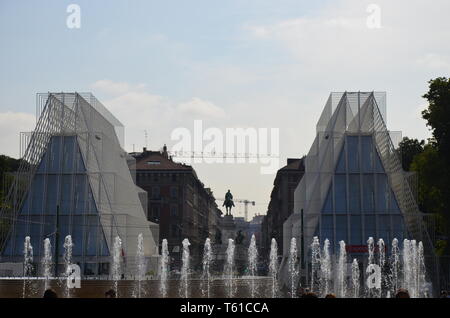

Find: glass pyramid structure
[0,93,158,277]
[280,92,436,286]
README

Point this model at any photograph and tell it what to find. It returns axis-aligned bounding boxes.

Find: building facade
[131,146,222,268]
[261,158,304,258]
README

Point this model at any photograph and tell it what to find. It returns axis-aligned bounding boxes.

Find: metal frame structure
[0,93,158,277]
[279,92,439,292]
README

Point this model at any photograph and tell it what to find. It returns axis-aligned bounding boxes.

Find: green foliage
[422,77,450,160]
[0,155,20,198]
[410,144,445,215]
[410,77,450,255]
[398,137,425,171]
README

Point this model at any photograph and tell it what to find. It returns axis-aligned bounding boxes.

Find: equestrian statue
[223,189,235,216]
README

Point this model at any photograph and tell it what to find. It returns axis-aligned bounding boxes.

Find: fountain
[180,238,190,298]
[268,238,279,298]
[159,239,169,298]
[402,239,428,298]
[42,238,52,290]
[391,238,400,294]
[417,242,427,297]
[10,235,435,298]
[403,239,415,297]
[63,235,73,298]
[135,233,146,298]
[310,236,321,293]
[112,236,122,298]
[248,234,258,298]
[201,238,213,298]
[366,237,375,297]
[336,240,347,298]
[23,236,33,298]
[351,259,360,298]
[224,238,235,298]
[378,238,385,297]
[288,237,298,298]
[320,239,331,296]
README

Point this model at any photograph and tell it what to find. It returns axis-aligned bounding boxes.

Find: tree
[0,155,20,198]
[422,77,450,160]
[410,144,445,216]
[416,77,450,256]
[398,137,425,171]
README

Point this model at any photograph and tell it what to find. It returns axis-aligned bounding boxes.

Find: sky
[1,0,449,219]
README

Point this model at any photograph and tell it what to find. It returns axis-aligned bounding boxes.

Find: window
[170,204,178,217]
[151,186,160,199]
[170,186,178,198]
[151,205,160,219]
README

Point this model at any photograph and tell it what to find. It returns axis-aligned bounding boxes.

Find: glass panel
[376,174,389,213]
[350,215,362,245]
[30,175,45,215]
[336,215,348,244]
[361,136,374,172]
[71,216,84,256]
[374,148,384,173]
[362,175,375,213]
[61,175,73,215]
[347,136,360,173]
[390,191,401,214]
[322,189,333,213]
[336,146,346,173]
[321,215,334,243]
[45,175,58,215]
[379,215,391,243]
[334,175,347,214]
[364,215,376,240]
[392,215,405,241]
[348,174,360,213]
[48,136,62,173]
[62,136,76,173]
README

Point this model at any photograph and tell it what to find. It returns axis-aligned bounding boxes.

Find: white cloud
[246,0,450,74]
[90,80,226,152]
[178,97,226,119]
[0,112,36,158]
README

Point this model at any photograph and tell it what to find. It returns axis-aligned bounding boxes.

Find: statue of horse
[223,189,235,215]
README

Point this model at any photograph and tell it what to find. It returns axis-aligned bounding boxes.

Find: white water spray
[159,239,169,298]
[288,237,298,298]
[42,238,52,290]
[201,238,213,298]
[269,238,279,298]
[224,238,235,298]
[180,238,190,298]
